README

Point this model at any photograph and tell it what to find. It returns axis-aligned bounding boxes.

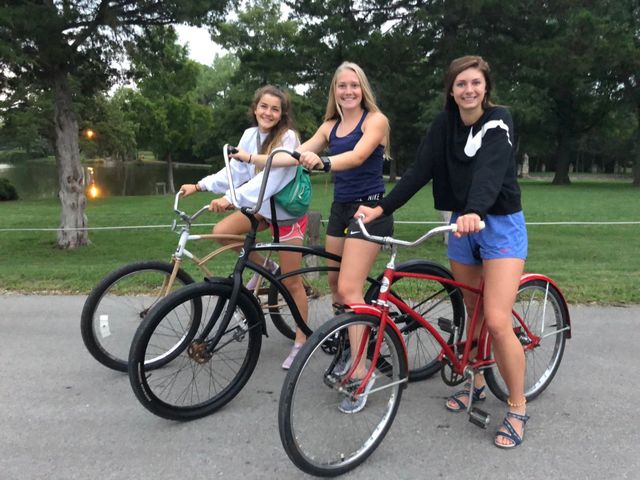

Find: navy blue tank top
[329,110,385,203]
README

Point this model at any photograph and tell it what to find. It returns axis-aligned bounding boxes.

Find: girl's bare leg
[212,210,268,264]
[335,237,381,379]
[278,241,308,345]
[482,258,526,446]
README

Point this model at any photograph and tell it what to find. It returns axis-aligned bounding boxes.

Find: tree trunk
[388,145,397,183]
[53,72,89,248]
[552,130,572,185]
[633,153,640,187]
[166,152,176,194]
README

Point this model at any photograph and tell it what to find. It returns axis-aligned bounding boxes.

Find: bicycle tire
[128,281,262,421]
[80,260,196,372]
[364,261,465,381]
[279,313,407,476]
[267,259,338,340]
[485,279,569,402]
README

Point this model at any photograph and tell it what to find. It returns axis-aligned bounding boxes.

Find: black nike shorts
[326,200,394,240]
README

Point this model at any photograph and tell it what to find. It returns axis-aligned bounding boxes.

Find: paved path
[1,295,638,479]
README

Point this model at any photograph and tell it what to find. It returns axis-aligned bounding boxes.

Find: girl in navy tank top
[293,61,394,413]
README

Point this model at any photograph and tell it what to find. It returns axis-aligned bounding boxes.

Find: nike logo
[348,230,361,235]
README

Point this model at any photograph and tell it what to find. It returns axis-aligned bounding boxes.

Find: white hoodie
[197,127,300,221]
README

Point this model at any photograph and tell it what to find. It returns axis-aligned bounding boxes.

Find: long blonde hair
[324,62,380,121]
[324,61,390,156]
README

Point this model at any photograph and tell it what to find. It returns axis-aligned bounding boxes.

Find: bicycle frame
[343,218,572,398]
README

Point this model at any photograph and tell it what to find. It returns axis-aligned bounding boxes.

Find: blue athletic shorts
[447,211,528,265]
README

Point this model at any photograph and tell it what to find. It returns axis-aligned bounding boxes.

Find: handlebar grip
[227,145,239,155]
[290,151,301,161]
[449,220,486,233]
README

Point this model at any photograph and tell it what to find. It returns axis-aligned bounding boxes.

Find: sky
[174,24,224,66]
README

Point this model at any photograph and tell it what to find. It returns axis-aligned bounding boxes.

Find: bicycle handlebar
[223,145,302,215]
[173,192,210,225]
[356,215,485,248]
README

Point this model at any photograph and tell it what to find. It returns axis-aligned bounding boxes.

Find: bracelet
[248,154,253,164]
[194,183,201,192]
[507,397,527,408]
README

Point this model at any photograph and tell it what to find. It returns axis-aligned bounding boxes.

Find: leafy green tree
[127,26,216,193]
[77,92,137,162]
[0,93,53,157]
[0,1,229,248]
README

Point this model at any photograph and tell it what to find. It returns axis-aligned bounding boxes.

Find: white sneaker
[281,343,303,370]
[332,348,351,376]
[338,373,377,414]
[246,259,279,290]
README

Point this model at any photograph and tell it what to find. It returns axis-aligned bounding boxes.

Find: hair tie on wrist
[249,154,253,164]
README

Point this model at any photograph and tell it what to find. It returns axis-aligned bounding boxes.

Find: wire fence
[2,220,640,232]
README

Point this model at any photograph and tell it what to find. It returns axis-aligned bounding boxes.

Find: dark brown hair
[443,55,493,111]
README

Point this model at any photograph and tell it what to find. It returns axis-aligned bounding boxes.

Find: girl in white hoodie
[180,85,308,369]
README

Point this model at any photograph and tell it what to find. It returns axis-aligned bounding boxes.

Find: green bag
[274,165,312,217]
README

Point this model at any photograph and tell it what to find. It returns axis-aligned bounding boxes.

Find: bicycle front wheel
[128,281,262,421]
[279,314,407,477]
[485,279,569,402]
[365,261,465,381]
[80,260,195,372]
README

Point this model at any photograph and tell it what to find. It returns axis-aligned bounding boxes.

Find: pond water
[0,161,213,199]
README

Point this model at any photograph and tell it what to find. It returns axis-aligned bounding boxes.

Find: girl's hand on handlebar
[229,147,251,164]
[209,197,234,213]
[454,213,482,237]
[179,184,198,197]
[298,151,323,171]
[355,205,383,224]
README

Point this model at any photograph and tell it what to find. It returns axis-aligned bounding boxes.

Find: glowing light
[85,129,95,140]
[88,184,99,199]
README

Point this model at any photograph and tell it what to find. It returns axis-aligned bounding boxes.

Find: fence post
[440,210,452,245]
[305,211,322,278]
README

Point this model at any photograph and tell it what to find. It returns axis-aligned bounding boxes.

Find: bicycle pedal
[437,317,453,333]
[468,407,490,429]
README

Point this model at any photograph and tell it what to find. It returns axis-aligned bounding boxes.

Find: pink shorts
[269,214,308,242]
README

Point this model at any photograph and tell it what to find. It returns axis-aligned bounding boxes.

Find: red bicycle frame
[345,266,571,395]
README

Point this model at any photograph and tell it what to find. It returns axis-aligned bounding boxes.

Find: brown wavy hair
[443,55,494,112]
[249,85,297,154]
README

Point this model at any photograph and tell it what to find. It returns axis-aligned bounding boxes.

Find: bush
[0,178,19,201]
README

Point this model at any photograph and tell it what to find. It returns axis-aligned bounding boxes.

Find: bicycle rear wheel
[80,260,195,372]
[128,281,262,420]
[365,261,465,381]
[267,263,337,340]
[485,279,569,402]
[279,313,407,477]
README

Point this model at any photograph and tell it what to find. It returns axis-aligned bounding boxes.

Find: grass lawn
[1,176,639,304]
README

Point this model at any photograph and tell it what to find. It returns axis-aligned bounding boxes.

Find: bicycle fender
[520,273,572,339]
[345,304,409,368]
[204,276,268,336]
[397,259,455,278]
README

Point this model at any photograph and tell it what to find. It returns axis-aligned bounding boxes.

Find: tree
[127,26,215,193]
[0,1,229,248]
[77,91,137,162]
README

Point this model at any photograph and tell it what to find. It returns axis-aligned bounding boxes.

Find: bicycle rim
[129,283,262,420]
[486,279,568,401]
[82,262,193,371]
[279,314,406,476]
